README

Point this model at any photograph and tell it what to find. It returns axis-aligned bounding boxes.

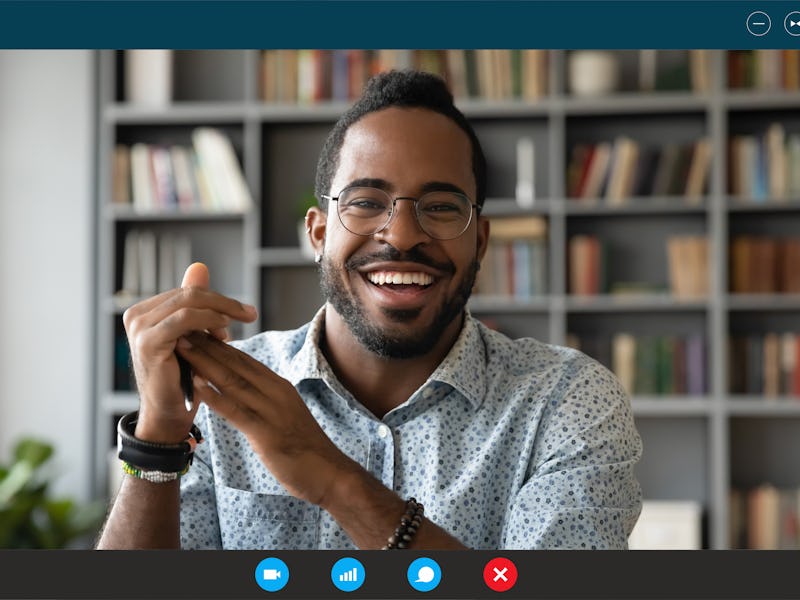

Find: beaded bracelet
[382,497,424,549]
[122,460,191,483]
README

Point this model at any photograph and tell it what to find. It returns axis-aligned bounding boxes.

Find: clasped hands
[124,262,349,506]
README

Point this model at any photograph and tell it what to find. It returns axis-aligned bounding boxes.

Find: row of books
[728,333,800,397]
[473,217,548,298]
[730,484,800,550]
[729,236,800,294]
[112,128,252,213]
[116,229,192,300]
[729,124,800,201]
[566,137,711,203]
[568,333,707,396]
[260,49,549,103]
[727,50,800,91]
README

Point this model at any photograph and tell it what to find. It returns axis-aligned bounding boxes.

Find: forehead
[333,107,475,194]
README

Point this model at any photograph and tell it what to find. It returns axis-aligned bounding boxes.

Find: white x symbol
[493,567,509,582]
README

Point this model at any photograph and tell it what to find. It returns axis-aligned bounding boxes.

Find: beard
[319,245,479,359]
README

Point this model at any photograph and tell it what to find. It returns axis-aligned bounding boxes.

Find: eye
[424,202,460,212]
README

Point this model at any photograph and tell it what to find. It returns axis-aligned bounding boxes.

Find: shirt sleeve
[179,405,222,549]
[502,356,643,549]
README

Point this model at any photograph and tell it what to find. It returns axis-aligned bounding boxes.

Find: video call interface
[1,1,799,599]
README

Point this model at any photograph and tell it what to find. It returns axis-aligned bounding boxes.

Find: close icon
[483,557,518,592]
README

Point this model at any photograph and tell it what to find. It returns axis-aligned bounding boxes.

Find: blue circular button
[331,557,365,592]
[255,557,289,592]
[407,557,442,592]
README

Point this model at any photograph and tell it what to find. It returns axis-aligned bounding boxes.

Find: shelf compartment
[566,294,707,312]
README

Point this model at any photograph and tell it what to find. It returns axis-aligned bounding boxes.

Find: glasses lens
[417,192,473,239]
[337,187,392,235]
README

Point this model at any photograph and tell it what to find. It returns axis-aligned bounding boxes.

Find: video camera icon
[255,557,290,592]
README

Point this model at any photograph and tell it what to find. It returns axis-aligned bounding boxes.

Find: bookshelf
[93,50,800,550]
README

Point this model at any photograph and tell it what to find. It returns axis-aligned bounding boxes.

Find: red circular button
[483,557,518,592]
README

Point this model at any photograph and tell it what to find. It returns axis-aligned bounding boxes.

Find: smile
[366,271,434,286]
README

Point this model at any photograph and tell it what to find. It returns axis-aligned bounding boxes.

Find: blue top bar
[2,1,800,49]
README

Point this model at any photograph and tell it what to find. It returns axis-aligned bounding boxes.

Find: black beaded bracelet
[382,497,424,550]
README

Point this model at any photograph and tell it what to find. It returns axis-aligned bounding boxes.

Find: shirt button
[377,424,390,439]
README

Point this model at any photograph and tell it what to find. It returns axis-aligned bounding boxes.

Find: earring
[314,253,322,264]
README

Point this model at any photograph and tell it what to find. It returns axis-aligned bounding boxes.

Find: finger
[146,308,233,349]
[209,326,230,341]
[134,287,257,333]
[183,331,285,387]
[181,262,210,289]
[192,374,262,431]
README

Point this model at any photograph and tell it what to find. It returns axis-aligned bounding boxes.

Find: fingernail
[192,374,206,387]
[177,337,192,350]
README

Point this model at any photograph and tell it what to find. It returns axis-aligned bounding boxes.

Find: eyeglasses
[322,186,480,241]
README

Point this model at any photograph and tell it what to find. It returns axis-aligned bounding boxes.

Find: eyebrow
[343,178,468,197]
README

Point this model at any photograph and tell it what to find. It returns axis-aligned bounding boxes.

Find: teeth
[367,271,433,286]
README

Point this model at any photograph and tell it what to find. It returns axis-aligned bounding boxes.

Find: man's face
[316,107,488,359]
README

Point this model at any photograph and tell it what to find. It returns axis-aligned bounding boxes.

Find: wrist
[135,407,193,444]
[118,411,203,473]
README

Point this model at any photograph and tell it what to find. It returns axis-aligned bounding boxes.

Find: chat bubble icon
[415,566,435,583]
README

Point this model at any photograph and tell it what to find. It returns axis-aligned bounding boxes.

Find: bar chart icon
[331,557,365,592]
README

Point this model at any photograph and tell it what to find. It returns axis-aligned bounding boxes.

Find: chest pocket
[215,486,320,550]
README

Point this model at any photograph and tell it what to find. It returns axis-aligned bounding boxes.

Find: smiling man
[97,70,642,551]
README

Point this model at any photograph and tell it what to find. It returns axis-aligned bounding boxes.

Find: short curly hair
[314,69,487,211]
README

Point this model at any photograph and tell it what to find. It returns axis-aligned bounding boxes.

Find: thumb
[181,262,210,290]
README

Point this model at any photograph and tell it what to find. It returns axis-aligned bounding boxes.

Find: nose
[373,198,430,250]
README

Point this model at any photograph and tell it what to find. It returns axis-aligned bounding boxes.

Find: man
[98,70,642,550]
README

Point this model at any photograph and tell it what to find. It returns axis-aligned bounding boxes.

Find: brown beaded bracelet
[382,497,424,549]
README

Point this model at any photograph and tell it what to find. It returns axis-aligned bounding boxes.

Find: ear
[305,206,327,257]
[476,215,490,264]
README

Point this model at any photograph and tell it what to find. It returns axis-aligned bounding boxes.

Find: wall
[0,50,94,501]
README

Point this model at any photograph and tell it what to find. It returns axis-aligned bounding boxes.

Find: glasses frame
[322,187,482,241]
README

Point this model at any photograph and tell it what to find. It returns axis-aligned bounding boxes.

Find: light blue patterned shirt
[180,308,642,550]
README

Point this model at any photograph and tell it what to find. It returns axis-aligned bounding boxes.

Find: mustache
[344,245,456,275]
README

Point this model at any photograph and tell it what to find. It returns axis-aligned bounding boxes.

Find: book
[684,137,712,202]
[169,145,198,210]
[129,143,155,212]
[111,145,131,205]
[612,333,636,394]
[766,123,787,200]
[605,136,639,205]
[581,142,612,200]
[119,229,140,297]
[747,483,780,549]
[686,334,706,395]
[763,332,780,398]
[150,145,177,208]
[515,137,536,209]
[489,216,548,240]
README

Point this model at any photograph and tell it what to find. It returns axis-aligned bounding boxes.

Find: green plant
[0,438,105,549]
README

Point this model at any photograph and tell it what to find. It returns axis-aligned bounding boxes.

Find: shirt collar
[285,306,329,387]
[425,310,486,411]
[285,306,487,411]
